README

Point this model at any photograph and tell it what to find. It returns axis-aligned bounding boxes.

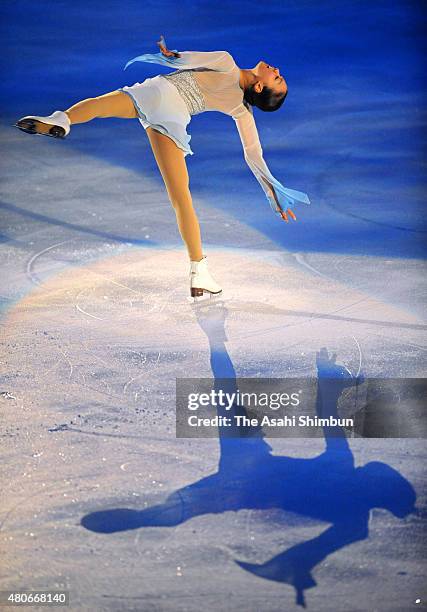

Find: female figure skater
[15,36,310,300]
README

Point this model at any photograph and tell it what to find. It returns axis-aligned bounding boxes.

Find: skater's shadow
[81,301,417,607]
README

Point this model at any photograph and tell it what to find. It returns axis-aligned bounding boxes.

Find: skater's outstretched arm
[124,35,236,73]
[232,104,311,222]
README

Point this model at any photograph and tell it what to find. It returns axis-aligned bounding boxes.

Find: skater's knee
[92,95,113,118]
[168,188,192,211]
[165,176,191,204]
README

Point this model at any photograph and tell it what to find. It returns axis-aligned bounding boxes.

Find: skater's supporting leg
[146,127,203,262]
[64,90,138,124]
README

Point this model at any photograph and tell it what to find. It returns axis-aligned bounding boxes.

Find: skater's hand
[262,177,297,222]
[157,35,181,58]
[271,187,297,223]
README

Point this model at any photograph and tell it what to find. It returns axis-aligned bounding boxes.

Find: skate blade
[187,289,223,304]
[14,119,66,139]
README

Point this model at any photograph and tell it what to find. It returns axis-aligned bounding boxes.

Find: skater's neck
[239,69,257,92]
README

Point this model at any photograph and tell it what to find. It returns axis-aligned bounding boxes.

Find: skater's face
[254,61,287,96]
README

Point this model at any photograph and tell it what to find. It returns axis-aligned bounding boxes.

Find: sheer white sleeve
[232,104,311,216]
[124,49,236,73]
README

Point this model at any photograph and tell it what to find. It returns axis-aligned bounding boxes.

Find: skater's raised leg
[15,90,137,138]
[64,90,138,124]
[146,126,222,298]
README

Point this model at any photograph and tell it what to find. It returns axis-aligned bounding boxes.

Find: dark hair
[243,84,287,112]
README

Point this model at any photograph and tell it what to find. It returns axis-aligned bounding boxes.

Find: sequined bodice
[161,70,206,116]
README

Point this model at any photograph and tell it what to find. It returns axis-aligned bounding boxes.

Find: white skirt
[119,75,194,156]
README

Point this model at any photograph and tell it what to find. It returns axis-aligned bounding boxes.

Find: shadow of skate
[81,301,417,607]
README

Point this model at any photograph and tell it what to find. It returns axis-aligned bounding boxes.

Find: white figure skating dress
[120,48,310,216]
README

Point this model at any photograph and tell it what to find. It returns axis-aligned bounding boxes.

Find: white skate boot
[190,255,222,300]
[15,110,71,139]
